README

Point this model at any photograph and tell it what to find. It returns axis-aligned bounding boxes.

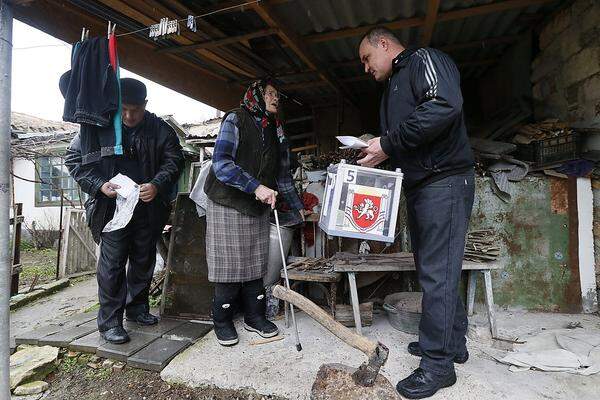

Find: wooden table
[280,258,342,322]
[331,252,503,337]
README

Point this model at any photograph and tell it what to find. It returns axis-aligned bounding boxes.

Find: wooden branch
[420,0,441,47]
[157,28,278,54]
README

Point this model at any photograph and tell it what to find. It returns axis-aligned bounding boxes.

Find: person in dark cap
[65,77,184,344]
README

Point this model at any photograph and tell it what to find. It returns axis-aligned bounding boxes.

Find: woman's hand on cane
[254,185,278,209]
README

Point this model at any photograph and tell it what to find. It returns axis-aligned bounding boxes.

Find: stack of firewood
[463,229,500,262]
[513,119,573,144]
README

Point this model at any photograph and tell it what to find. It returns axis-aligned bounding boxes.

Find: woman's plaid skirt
[205,198,270,283]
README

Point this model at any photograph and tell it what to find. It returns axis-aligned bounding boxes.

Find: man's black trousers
[96,206,157,331]
[406,170,475,374]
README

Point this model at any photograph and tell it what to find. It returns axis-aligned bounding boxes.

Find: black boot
[212,283,241,346]
[241,279,279,338]
[396,368,457,399]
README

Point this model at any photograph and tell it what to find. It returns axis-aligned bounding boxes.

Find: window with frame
[35,156,84,207]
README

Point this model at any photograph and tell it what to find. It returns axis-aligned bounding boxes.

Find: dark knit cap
[121,78,147,105]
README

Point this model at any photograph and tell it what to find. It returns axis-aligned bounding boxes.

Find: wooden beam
[14,0,244,111]
[440,34,523,52]
[306,0,555,43]
[165,0,274,77]
[328,34,522,69]
[98,0,257,78]
[437,0,556,22]
[307,17,423,44]
[420,0,441,47]
[251,1,356,103]
[157,28,278,54]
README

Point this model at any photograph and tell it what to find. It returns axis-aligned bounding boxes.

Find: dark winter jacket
[65,111,185,243]
[379,48,474,191]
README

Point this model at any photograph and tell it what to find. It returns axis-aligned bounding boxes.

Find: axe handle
[272,285,378,357]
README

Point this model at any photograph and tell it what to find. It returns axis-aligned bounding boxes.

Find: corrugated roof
[10,112,79,136]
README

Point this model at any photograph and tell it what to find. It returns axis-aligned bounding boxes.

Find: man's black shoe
[396,368,456,399]
[100,326,130,344]
[126,312,159,326]
[407,342,469,364]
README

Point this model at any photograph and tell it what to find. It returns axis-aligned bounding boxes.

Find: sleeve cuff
[246,179,261,194]
[380,135,393,156]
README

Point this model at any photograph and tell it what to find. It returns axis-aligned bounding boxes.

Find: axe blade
[351,342,389,387]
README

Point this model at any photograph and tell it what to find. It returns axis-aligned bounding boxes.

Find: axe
[272,285,389,387]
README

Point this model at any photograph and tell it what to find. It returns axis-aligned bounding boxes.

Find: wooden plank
[68,219,97,262]
[157,28,278,53]
[97,332,159,362]
[58,208,71,278]
[291,144,318,153]
[483,270,498,338]
[420,0,441,47]
[335,303,373,328]
[307,17,423,43]
[347,272,362,335]
[127,338,191,371]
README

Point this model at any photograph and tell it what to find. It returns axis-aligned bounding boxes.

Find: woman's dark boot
[241,279,279,338]
[212,283,241,346]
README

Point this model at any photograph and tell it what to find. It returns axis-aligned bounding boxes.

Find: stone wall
[532,0,600,127]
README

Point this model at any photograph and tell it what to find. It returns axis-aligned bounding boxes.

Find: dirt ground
[41,351,288,400]
[18,248,58,290]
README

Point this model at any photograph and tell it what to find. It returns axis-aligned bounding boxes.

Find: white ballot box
[319,161,403,243]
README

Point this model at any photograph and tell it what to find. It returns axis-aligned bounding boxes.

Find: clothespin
[107,21,111,39]
[187,15,197,32]
[80,27,87,42]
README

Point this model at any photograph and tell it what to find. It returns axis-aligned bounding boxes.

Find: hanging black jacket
[65,111,185,243]
[379,48,474,191]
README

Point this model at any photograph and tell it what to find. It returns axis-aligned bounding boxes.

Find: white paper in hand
[109,173,137,198]
[102,174,140,233]
[336,136,369,149]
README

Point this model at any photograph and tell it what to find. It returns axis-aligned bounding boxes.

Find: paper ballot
[336,136,369,149]
[102,174,140,233]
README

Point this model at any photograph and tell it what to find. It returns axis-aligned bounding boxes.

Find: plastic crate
[319,161,403,243]
[517,132,581,167]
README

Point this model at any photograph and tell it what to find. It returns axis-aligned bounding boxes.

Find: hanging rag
[190,160,212,217]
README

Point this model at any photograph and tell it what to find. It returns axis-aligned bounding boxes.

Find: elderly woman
[204,80,304,346]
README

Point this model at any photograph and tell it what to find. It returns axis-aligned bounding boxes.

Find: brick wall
[532,0,600,127]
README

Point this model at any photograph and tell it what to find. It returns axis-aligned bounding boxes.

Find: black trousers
[406,170,475,374]
[97,206,157,331]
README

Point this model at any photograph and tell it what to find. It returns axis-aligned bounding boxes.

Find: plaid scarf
[241,80,285,143]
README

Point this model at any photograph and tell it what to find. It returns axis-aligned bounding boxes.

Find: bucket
[264,223,295,286]
[383,292,422,334]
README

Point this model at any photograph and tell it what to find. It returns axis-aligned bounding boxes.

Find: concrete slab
[38,324,98,347]
[10,276,98,338]
[14,325,64,346]
[161,311,600,400]
[128,338,191,371]
[97,331,158,362]
[162,321,213,343]
[69,331,106,353]
[123,318,186,337]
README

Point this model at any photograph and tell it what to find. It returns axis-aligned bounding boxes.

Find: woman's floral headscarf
[241,80,285,143]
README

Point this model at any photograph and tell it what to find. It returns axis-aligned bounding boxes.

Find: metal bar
[0,1,13,397]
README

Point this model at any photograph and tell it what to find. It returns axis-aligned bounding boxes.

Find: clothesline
[114,0,262,38]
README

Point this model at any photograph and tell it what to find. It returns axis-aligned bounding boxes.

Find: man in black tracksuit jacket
[359,27,475,399]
